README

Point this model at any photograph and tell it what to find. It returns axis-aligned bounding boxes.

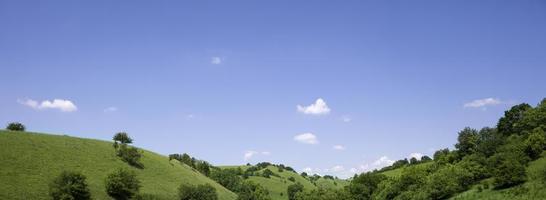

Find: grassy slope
[0,130,237,200]
[221,165,348,200]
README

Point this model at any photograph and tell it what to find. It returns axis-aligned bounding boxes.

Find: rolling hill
[220,165,348,200]
[0,130,237,200]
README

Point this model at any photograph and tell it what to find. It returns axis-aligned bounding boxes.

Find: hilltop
[0,130,237,200]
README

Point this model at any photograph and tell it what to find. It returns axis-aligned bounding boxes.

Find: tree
[237,181,270,200]
[6,122,25,131]
[262,169,274,178]
[196,161,211,176]
[421,156,432,162]
[288,177,296,182]
[287,183,304,200]
[49,171,91,200]
[347,172,386,200]
[476,127,504,157]
[210,168,243,192]
[105,168,141,200]
[409,157,419,165]
[300,172,308,177]
[113,132,133,144]
[525,127,546,160]
[455,127,479,156]
[497,103,532,136]
[178,184,218,200]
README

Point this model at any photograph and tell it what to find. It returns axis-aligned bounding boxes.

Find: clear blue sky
[1,0,545,178]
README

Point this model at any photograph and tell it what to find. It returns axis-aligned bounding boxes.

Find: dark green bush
[6,122,25,131]
[493,159,526,189]
[49,171,91,200]
[288,177,296,182]
[105,168,141,200]
[178,183,218,200]
[116,144,143,168]
[236,181,270,200]
[287,183,304,200]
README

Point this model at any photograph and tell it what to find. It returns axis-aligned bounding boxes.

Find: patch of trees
[6,122,25,131]
[208,167,271,200]
[292,98,546,200]
[169,153,212,176]
[105,168,141,200]
[113,132,143,168]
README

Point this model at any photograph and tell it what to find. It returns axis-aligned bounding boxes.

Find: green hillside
[0,130,237,200]
[220,165,348,200]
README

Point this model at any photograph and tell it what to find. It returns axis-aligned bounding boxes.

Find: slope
[0,130,237,200]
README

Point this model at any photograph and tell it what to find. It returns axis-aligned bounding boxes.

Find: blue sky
[1,0,545,178]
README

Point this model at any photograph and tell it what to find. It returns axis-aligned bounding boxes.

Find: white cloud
[243,150,270,161]
[297,98,331,115]
[294,132,319,144]
[409,153,424,160]
[342,116,352,122]
[333,145,346,150]
[211,57,222,64]
[19,99,77,112]
[104,107,118,112]
[331,165,345,172]
[464,98,502,109]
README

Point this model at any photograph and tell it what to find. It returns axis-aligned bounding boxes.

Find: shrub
[262,169,274,178]
[178,183,218,200]
[524,128,546,160]
[288,177,296,182]
[105,168,141,200]
[6,122,25,131]
[49,171,91,200]
[287,183,304,200]
[117,145,143,168]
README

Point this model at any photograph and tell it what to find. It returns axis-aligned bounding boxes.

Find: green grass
[0,130,237,200]
[451,155,546,200]
[220,165,348,200]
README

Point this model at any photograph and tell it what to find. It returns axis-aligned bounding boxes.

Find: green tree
[492,158,526,189]
[209,168,243,192]
[476,127,504,157]
[347,172,386,200]
[497,103,532,136]
[116,144,143,168]
[262,169,274,178]
[113,132,133,144]
[6,122,25,131]
[49,171,91,200]
[196,161,211,176]
[287,182,304,200]
[524,127,546,160]
[455,127,479,156]
[105,168,141,200]
[178,184,218,200]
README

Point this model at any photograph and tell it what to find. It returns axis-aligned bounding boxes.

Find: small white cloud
[464,98,502,109]
[211,57,222,64]
[294,132,319,144]
[186,114,196,119]
[104,107,118,112]
[297,98,331,115]
[333,145,346,150]
[302,167,314,174]
[243,150,270,161]
[409,153,424,160]
[19,99,77,112]
[353,156,394,173]
[342,116,352,122]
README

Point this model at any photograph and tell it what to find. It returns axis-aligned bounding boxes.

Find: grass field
[0,130,237,200]
[220,165,348,200]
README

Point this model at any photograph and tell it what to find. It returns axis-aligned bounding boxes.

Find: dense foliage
[6,122,25,131]
[292,98,546,200]
[113,132,143,168]
[49,171,91,200]
[105,168,141,200]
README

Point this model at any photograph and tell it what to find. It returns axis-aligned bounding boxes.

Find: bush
[287,183,304,200]
[105,168,141,200]
[288,177,296,182]
[237,181,270,200]
[524,128,546,160]
[178,183,218,200]
[117,145,143,168]
[6,122,25,131]
[49,171,91,200]
[262,169,274,178]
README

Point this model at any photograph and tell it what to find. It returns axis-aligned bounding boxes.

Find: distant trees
[178,184,218,200]
[6,122,25,131]
[49,171,91,200]
[287,183,304,200]
[105,168,141,200]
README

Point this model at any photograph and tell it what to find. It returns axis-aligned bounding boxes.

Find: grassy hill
[0,130,237,200]
[220,165,348,200]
